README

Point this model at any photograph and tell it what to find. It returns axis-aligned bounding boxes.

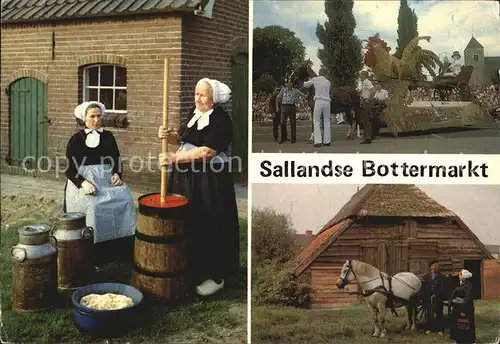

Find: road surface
[252,121,500,154]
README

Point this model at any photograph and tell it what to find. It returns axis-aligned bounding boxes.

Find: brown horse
[289,61,364,139]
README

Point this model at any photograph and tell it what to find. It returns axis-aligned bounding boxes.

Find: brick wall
[180,0,249,123]
[1,3,248,191]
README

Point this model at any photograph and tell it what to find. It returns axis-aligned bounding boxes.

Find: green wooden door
[9,77,48,169]
[231,54,249,177]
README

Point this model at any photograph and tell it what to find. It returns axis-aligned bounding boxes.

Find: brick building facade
[1,0,249,190]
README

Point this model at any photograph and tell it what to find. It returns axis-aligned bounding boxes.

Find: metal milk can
[51,212,94,294]
[11,224,57,313]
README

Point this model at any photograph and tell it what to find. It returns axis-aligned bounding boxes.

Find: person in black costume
[421,260,445,336]
[65,101,136,266]
[450,269,476,344]
[158,78,240,297]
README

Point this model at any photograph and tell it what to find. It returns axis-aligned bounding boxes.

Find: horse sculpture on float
[287,60,364,140]
[336,260,422,338]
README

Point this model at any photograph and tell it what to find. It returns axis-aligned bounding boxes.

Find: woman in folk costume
[449,269,476,344]
[158,78,240,297]
[64,101,137,264]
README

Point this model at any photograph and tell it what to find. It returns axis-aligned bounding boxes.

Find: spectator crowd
[252,84,500,123]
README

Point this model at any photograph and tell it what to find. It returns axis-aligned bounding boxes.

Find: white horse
[336,260,422,338]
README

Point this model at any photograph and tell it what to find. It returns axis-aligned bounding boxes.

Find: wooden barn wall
[307,217,489,308]
[310,262,360,309]
[481,259,500,300]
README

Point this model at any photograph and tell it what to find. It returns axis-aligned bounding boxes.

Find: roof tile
[1,0,204,23]
[293,219,350,276]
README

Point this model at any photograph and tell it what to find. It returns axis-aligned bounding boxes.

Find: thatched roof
[317,184,455,235]
[292,184,493,277]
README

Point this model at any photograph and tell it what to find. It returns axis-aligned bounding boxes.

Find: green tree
[253,25,306,88]
[253,73,276,94]
[394,0,419,59]
[251,207,296,265]
[316,0,362,88]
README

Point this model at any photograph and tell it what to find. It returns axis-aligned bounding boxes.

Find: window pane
[115,89,127,110]
[100,65,114,86]
[100,89,113,110]
[115,66,127,87]
[86,88,98,102]
[86,67,99,86]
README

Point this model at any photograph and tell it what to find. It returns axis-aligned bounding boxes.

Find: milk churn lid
[57,212,86,221]
[18,224,51,236]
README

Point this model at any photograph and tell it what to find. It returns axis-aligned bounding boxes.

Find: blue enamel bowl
[71,283,144,337]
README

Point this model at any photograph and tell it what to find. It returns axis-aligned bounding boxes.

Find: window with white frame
[473,54,479,62]
[83,64,127,113]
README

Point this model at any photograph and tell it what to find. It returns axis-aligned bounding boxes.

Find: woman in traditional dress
[64,101,137,265]
[449,269,476,344]
[158,78,240,297]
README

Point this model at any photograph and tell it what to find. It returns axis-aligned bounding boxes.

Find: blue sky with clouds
[253,0,500,72]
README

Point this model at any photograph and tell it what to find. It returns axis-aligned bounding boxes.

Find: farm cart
[430,65,474,102]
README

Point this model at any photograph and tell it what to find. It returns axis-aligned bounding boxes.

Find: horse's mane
[289,62,316,85]
[352,260,387,277]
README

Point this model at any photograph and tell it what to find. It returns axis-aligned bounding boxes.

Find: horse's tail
[387,276,400,317]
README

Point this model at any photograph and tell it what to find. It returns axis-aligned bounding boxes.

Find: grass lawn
[252,301,500,344]
[0,218,248,344]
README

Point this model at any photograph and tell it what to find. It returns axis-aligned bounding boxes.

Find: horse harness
[340,260,420,314]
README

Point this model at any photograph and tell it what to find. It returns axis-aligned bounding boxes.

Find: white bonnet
[74,101,106,121]
[461,269,472,280]
[197,78,231,104]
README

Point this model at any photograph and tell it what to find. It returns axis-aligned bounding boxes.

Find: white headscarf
[461,269,472,280]
[198,78,231,104]
[74,101,106,148]
[187,78,231,130]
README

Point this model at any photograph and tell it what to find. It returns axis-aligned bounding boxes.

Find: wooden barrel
[130,193,189,301]
[52,212,94,297]
[11,224,58,313]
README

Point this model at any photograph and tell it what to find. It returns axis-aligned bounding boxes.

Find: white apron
[65,164,137,243]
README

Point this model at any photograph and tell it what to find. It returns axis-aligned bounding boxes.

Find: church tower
[464,36,485,86]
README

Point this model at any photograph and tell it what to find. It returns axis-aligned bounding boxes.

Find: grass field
[252,301,500,344]
[0,218,248,344]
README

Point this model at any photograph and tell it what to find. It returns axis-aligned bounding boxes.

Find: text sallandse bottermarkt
[259,160,489,178]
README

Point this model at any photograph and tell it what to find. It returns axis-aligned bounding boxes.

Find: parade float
[363,35,492,135]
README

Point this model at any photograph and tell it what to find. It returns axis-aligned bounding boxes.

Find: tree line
[253,0,430,94]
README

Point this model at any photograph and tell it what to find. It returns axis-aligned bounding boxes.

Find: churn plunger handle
[161,57,169,203]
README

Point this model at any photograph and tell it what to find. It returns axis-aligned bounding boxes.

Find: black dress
[167,105,240,288]
[64,130,122,192]
[450,279,476,344]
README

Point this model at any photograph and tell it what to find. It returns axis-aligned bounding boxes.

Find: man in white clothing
[359,71,376,144]
[303,70,332,147]
[373,84,389,103]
